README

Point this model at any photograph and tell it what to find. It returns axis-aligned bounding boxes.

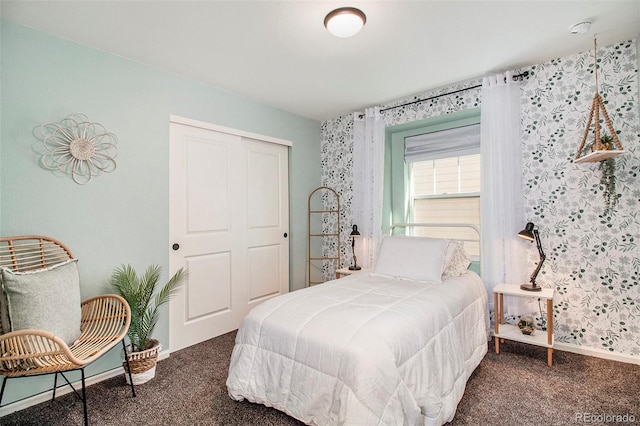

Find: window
[404,122,481,257]
[409,154,481,256]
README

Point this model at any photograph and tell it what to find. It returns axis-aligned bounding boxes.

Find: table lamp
[518,222,545,291]
[349,224,361,271]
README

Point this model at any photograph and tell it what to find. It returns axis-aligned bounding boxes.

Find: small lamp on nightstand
[518,222,546,292]
[348,224,361,271]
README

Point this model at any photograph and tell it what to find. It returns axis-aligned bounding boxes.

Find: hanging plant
[579,132,619,216]
[597,134,618,216]
[574,38,625,164]
[572,38,625,216]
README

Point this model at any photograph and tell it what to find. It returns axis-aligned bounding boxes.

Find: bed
[226,225,489,425]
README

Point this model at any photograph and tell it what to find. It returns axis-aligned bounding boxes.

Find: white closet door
[169,121,289,352]
[244,138,289,316]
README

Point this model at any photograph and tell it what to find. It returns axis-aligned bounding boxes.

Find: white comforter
[226,271,489,426]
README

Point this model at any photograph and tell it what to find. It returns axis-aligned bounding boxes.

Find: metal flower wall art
[39,113,118,184]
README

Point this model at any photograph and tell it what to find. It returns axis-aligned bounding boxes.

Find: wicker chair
[0,235,136,425]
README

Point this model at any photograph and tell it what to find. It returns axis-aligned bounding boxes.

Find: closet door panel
[170,122,243,351]
[245,139,289,313]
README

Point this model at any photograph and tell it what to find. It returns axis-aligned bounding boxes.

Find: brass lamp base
[520,283,542,292]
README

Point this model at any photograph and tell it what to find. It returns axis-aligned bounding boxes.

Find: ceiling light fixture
[569,21,592,35]
[324,7,366,38]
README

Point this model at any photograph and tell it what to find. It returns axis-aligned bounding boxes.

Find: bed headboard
[388,222,481,275]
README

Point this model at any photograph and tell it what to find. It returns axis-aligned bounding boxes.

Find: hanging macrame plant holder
[574,38,625,163]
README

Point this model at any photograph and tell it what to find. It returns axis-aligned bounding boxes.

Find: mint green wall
[0,21,320,404]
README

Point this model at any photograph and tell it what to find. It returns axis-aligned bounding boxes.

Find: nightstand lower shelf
[494,324,552,348]
[493,283,554,367]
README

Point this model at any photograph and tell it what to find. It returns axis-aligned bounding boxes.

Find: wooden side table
[493,283,554,367]
[335,268,370,279]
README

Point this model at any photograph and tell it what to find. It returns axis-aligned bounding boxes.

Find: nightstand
[493,283,554,367]
[335,268,370,279]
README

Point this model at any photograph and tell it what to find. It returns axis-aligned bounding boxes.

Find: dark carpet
[2,332,638,425]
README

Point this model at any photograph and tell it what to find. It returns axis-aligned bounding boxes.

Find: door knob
[172,243,180,251]
[283,233,288,238]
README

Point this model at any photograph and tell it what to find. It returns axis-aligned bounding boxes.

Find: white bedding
[226,271,489,426]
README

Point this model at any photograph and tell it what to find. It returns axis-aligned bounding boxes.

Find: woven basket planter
[123,338,161,385]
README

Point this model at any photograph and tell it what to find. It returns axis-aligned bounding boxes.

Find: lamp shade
[324,7,366,38]
[518,222,535,241]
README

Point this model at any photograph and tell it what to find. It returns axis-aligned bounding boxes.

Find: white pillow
[373,235,450,283]
[442,241,472,278]
[443,240,457,269]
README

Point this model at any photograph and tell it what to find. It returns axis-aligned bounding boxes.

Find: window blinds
[404,123,480,163]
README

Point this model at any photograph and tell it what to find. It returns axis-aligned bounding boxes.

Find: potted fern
[111,264,186,384]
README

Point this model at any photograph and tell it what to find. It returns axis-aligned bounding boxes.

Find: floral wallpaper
[521,40,639,355]
[320,39,640,357]
[319,115,355,277]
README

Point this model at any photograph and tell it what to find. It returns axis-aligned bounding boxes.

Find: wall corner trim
[554,342,640,365]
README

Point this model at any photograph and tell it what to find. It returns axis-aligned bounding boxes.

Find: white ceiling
[2,1,639,122]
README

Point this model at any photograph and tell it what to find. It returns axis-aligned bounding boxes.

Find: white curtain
[352,107,385,269]
[480,71,528,311]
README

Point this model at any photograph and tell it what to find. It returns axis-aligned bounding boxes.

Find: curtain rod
[376,71,529,115]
